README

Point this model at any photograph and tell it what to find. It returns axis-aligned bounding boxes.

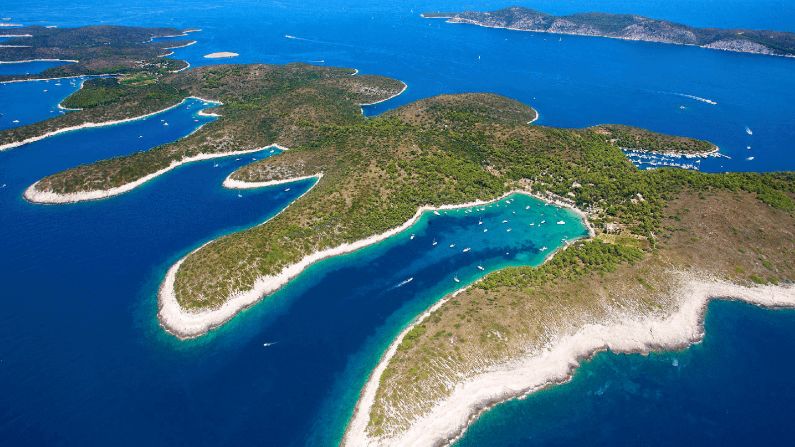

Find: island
[203,52,239,59]
[3,24,794,447]
[0,25,196,81]
[422,7,795,57]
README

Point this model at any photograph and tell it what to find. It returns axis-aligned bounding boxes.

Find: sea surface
[0,60,72,77]
[1,1,794,446]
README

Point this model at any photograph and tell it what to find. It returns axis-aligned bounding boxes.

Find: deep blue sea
[0,60,72,76]
[1,1,794,446]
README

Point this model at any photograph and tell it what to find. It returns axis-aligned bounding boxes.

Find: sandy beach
[344,273,795,446]
[157,189,585,339]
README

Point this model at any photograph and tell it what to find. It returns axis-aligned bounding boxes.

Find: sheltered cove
[158,189,589,339]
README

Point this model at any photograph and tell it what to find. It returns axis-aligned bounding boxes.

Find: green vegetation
[5,64,404,195]
[61,77,185,110]
[0,25,192,81]
[592,124,716,154]
[9,68,793,315]
[5,53,794,440]
[424,7,795,57]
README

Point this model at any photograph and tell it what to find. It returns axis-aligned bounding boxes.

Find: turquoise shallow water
[0,91,587,446]
[1,1,795,446]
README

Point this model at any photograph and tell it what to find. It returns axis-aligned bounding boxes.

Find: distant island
[203,52,239,59]
[3,24,795,447]
[422,7,795,57]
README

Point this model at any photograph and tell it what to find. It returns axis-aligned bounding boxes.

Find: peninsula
[422,7,795,57]
[4,26,795,447]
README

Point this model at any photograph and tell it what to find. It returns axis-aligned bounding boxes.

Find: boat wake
[391,277,414,289]
[671,92,718,105]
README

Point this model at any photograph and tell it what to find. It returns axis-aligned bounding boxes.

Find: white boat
[432,240,438,246]
[477,266,485,271]
[745,126,753,135]
[462,247,471,253]
[478,220,483,225]
[506,228,512,232]
[453,277,460,283]
[410,234,415,240]
[540,246,548,252]
[449,243,456,248]
[557,220,566,225]
[540,220,545,224]
[433,210,440,215]
[263,342,277,347]
[502,219,508,223]
[284,188,290,192]
[483,228,488,232]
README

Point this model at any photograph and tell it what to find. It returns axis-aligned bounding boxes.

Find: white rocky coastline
[24,146,268,204]
[157,189,577,339]
[622,144,722,159]
[223,173,321,189]
[0,58,78,64]
[203,52,239,59]
[423,14,794,58]
[359,81,408,106]
[343,273,795,446]
[0,96,218,151]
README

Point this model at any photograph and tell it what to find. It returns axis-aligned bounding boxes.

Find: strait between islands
[2,24,795,447]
